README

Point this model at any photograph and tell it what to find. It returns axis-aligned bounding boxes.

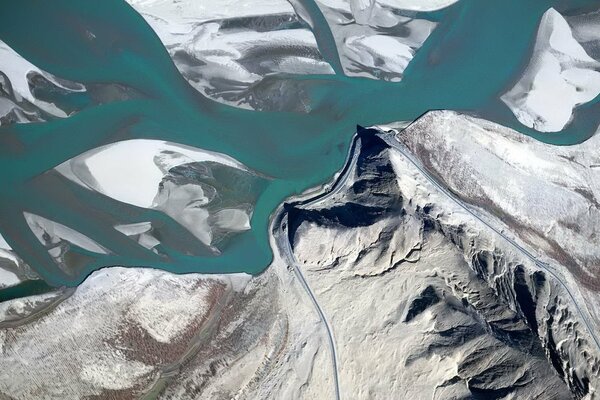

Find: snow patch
[57,139,246,209]
[501,8,600,132]
[0,268,21,289]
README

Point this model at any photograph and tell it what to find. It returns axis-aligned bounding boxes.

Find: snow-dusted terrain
[0,263,335,399]
[398,111,600,327]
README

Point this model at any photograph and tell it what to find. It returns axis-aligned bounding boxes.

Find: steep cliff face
[286,125,600,399]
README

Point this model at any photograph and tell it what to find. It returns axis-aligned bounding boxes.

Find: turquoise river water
[0,0,598,287]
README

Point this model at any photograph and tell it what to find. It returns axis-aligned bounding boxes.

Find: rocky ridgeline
[288,122,599,399]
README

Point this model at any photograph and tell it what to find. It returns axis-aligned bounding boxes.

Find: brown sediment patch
[108,279,228,366]
[158,276,284,399]
[91,279,231,398]
[137,280,238,399]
